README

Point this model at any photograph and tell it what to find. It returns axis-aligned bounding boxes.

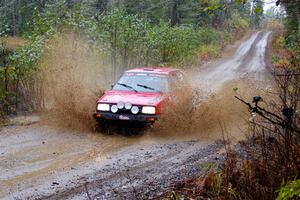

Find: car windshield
[113,73,168,93]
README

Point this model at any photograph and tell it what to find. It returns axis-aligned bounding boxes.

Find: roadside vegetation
[0,0,261,119]
[160,1,300,199]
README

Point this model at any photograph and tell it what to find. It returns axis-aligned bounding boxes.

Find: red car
[93,67,189,126]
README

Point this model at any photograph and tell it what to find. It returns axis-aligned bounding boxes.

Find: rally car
[93,67,189,126]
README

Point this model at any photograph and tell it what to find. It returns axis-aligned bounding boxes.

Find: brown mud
[37,33,109,131]
[0,31,274,199]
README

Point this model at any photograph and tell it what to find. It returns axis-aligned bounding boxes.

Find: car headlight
[111,105,118,113]
[131,106,139,114]
[97,103,110,111]
[142,106,156,114]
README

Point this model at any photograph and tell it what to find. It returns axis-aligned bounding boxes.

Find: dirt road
[192,31,272,91]
[0,31,272,200]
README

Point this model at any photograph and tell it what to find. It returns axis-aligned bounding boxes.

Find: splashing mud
[152,85,241,139]
[37,33,109,130]
[34,31,272,138]
[34,33,228,135]
[151,75,274,141]
[153,87,215,135]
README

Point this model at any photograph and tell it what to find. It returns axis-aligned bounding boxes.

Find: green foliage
[197,44,221,61]
[251,0,264,27]
[0,0,38,35]
[97,9,153,67]
[277,179,300,200]
[276,36,286,48]
[286,31,300,51]
[148,23,195,63]
[272,31,300,71]
[254,7,263,14]
[147,24,225,64]
[228,12,250,31]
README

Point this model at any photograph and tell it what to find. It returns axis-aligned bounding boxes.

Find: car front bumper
[93,112,158,123]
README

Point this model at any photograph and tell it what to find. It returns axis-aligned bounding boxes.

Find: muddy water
[0,31,273,199]
[0,119,201,199]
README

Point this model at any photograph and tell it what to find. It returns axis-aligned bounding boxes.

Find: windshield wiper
[137,84,161,93]
[117,82,138,92]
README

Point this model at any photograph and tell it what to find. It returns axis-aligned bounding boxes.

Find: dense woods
[0,0,260,35]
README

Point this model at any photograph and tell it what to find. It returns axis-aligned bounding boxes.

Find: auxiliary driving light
[131,106,139,114]
[117,102,125,109]
[125,102,132,110]
[111,105,118,113]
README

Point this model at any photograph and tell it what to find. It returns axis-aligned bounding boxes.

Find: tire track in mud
[36,142,224,200]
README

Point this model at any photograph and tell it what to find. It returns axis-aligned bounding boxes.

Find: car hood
[98,90,166,106]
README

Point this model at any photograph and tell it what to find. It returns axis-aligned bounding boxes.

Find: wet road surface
[0,31,272,200]
[193,31,272,91]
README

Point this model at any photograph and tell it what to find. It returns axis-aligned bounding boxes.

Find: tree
[251,0,264,27]
[276,0,300,30]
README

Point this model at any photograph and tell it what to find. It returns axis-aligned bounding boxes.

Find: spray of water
[37,33,109,130]
[152,87,232,138]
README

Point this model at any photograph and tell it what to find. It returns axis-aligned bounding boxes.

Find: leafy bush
[228,12,250,33]
[147,23,200,64]
[96,9,154,71]
[196,27,222,45]
[197,44,221,61]
[277,179,300,200]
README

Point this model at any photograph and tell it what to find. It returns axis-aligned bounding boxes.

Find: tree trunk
[15,70,19,112]
[39,0,46,9]
[3,49,9,114]
[121,42,129,71]
[111,23,117,82]
[12,1,17,35]
[95,0,107,13]
[171,0,180,26]
[297,12,300,31]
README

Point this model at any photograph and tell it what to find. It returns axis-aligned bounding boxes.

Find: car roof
[125,67,180,75]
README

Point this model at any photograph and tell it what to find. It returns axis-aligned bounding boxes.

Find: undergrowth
[159,26,300,200]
